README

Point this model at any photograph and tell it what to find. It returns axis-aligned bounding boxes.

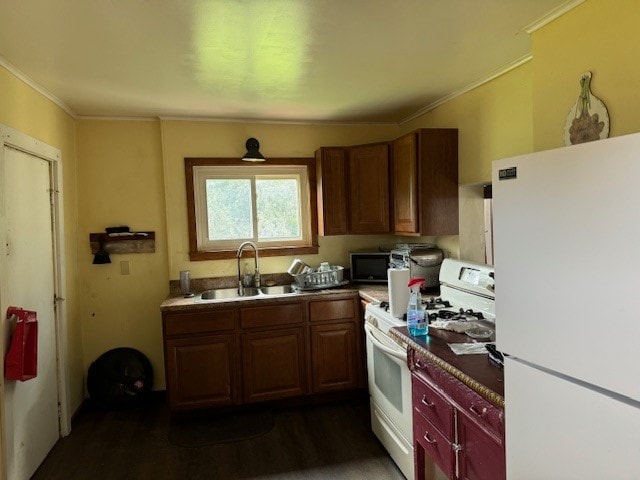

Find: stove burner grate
[422,297,452,309]
[428,308,485,322]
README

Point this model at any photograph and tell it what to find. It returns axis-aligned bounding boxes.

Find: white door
[2,145,60,480]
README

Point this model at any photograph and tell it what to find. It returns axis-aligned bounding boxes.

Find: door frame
[0,125,71,467]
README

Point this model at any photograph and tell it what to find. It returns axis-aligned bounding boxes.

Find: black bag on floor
[87,347,153,410]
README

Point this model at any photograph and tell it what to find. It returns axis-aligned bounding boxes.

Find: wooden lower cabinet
[165,334,238,411]
[242,327,306,403]
[457,411,505,480]
[162,293,364,412]
[412,356,505,480]
[310,322,357,393]
[309,296,364,391]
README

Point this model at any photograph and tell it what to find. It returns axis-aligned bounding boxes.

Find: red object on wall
[4,307,38,381]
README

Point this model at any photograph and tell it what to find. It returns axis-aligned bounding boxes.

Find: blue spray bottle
[407,277,427,337]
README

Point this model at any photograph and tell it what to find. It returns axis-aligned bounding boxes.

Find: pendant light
[242,138,265,162]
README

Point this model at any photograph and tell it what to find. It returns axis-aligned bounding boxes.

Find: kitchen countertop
[352,284,390,303]
[160,280,434,312]
[390,326,504,408]
[356,284,440,304]
[160,281,400,312]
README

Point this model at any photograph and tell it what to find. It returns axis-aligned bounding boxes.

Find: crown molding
[76,115,158,122]
[523,0,586,34]
[0,56,76,118]
[400,54,532,125]
[157,115,396,127]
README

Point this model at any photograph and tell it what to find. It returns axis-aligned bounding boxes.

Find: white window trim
[193,164,312,252]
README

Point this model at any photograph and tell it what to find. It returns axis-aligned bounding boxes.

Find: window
[185,158,318,260]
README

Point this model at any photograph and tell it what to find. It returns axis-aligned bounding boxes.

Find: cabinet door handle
[453,443,462,478]
[421,394,435,408]
[423,432,437,444]
[469,404,487,418]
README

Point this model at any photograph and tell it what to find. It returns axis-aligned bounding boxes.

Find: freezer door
[492,132,640,401]
[505,358,640,480]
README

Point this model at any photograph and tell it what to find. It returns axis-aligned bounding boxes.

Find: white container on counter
[388,268,410,318]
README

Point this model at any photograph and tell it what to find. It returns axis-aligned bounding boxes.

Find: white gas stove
[366,258,495,333]
[363,258,495,480]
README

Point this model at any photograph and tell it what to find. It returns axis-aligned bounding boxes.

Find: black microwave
[349,250,389,283]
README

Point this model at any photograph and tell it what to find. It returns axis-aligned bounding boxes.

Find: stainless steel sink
[260,285,295,295]
[200,287,260,300]
[198,285,297,302]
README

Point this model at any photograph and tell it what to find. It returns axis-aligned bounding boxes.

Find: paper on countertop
[430,320,480,333]
[448,342,489,355]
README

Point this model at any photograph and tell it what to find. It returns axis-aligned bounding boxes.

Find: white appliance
[492,133,640,480]
[364,258,495,480]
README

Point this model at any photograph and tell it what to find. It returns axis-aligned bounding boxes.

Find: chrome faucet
[237,241,260,294]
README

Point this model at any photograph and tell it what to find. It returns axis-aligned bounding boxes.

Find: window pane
[256,178,301,240]
[205,179,253,240]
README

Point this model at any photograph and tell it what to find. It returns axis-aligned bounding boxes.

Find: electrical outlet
[120,260,130,275]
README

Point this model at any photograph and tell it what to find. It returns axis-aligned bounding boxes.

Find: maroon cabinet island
[390,326,505,480]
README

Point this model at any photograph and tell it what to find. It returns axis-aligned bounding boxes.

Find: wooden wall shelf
[89,231,155,254]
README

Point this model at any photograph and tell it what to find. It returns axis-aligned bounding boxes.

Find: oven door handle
[364,324,407,361]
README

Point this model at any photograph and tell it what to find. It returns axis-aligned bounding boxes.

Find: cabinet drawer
[164,309,236,336]
[414,409,454,479]
[240,303,304,329]
[412,374,454,438]
[309,298,356,322]
[449,384,505,439]
[412,354,451,387]
[413,354,504,439]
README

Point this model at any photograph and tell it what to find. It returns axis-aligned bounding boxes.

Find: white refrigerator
[492,133,640,480]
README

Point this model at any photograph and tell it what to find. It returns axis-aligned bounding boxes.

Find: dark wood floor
[33,395,406,479]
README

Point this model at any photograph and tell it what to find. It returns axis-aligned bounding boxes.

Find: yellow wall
[402,61,534,186]
[75,120,168,389]
[161,120,400,279]
[398,59,534,261]
[532,0,640,150]
[74,119,399,389]
[0,66,83,414]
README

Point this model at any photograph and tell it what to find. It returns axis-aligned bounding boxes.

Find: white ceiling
[0,0,577,124]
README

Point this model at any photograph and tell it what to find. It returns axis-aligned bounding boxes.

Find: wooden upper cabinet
[393,129,459,236]
[315,147,348,236]
[348,143,391,234]
[393,132,419,235]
